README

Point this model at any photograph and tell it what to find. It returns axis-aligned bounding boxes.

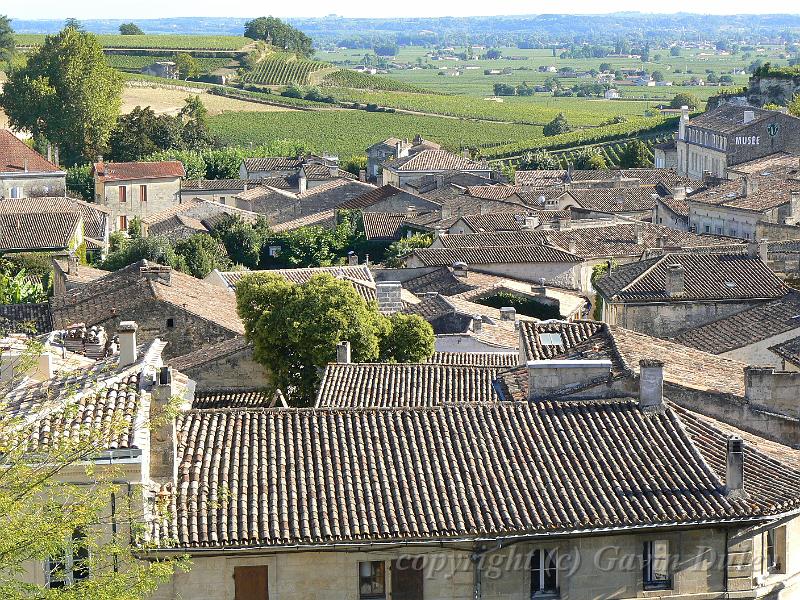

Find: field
[105,55,233,72]
[208,110,546,159]
[122,86,294,116]
[15,34,251,50]
[241,54,333,85]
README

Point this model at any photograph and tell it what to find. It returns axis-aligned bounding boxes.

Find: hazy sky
[9,0,800,20]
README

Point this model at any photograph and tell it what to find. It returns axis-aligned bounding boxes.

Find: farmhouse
[93,160,185,231]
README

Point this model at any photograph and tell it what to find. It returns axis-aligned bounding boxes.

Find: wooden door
[391,558,423,600]
[234,565,269,600]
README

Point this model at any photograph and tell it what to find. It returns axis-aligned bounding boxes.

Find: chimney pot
[472,315,483,333]
[639,359,664,412]
[336,340,351,364]
[725,435,745,496]
[758,238,769,263]
[117,321,138,367]
[452,262,468,278]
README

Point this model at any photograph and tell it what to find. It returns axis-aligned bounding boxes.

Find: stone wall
[747,75,800,107]
[173,343,271,391]
[745,366,800,419]
[97,176,181,231]
[0,173,66,198]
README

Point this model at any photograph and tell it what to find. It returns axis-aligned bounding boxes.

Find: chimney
[758,238,769,262]
[635,225,645,245]
[725,435,745,496]
[523,215,538,230]
[336,340,351,364]
[656,234,666,248]
[358,169,366,182]
[790,191,800,221]
[614,171,623,188]
[741,175,758,197]
[555,216,571,231]
[35,352,54,381]
[531,277,547,296]
[117,321,138,367]
[149,366,177,481]
[23,158,28,173]
[67,252,79,275]
[638,359,664,412]
[53,146,59,167]
[568,239,577,255]
[395,141,403,157]
[472,315,483,333]
[376,281,403,314]
[671,185,686,200]
[566,163,574,182]
[47,144,52,163]
[679,106,689,140]
[526,359,612,400]
[664,263,685,296]
[743,110,755,124]
[347,252,358,266]
[500,306,516,321]
[299,171,307,194]
[140,264,172,286]
[452,262,468,278]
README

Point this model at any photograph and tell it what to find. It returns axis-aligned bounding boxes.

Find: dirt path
[121,86,295,115]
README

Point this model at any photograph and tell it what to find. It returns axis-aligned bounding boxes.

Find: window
[531,548,559,596]
[220,196,226,204]
[391,558,424,600]
[538,333,563,347]
[765,527,786,574]
[119,186,127,202]
[234,565,268,600]
[47,529,89,589]
[643,540,671,590]
[10,186,22,198]
[140,184,147,202]
[704,225,710,233]
[166,318,175,328]
[119,215,128,231]
[359,561,386,599]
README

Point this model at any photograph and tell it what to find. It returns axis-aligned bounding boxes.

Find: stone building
[380,149,493,188]
[0,129,66,198]
[93,160,185,231]
[675,104,800,180]
[594,251,789,338]
[365,135,441,181]
[50,260,244,359]
[140,198,260,241]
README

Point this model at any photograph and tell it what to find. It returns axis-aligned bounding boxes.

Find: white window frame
[643,540,671,590]
[45,529,90,589]
[530,548,559,596]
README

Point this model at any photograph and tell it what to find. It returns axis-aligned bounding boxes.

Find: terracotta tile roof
[567,187,660,212]
[270,209,336,233]
[726,152,800,176]
[687,105,778,134]
[438,223,740,259]
[0,196,110,241]
[383,149,485,173]
[213,265,374,291]
[657,193,689,217]
[767,335,800,368]
[315,362,501,407]
[401,267,474,296]
[361,212,409,240]
[149,399,800,549]
[457,212,525,232]
[672,292,800,354]
[0,130,62,173]
[295,179,375,209]
[51,260,244,335]
[408,244,581,267]
[595,252,787,303]
[686,173,800,213]
[465,184,519,200]
[337,184,433,210]
[516,187,567,206]
[241,157,301,173]
[0,302,53,334]
[427,351,519,367]
[0,212,82,251]
[407,171,496,194]
[302,164,355,181]
[192,388,274,410]
[519,320,605,360]
[93,161,185,182]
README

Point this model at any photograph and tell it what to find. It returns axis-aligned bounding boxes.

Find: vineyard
[15,34,250,50]
[106,54,232,72]
[240,54,332,85]
[208,110,546,160]
[551,134,674,168]
[321,70,437,94]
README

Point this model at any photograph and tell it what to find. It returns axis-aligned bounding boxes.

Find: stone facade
[0,172,66,199]
[96,177,181,231]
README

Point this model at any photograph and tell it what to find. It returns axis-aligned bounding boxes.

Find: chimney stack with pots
[725,435,745,497]
[117,321,138,367]
[376,281,403,314]
[149,366,178,481]
[639,359,664,412]
[336,340,351,364]
[500,307,516,321]
[664,263,685,296]
[472,315,483,333]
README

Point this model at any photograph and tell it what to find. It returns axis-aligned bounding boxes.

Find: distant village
[4,65,800,598]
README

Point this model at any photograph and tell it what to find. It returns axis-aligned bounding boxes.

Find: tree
[670,92,700,110]
[790,94,800,117]
[0,27,122,165]
[107,106,183,162]
[520,148,559,170]
[651,70,665,82]
[212,214,268,268]
[63,18,84,31]
[618,139,652,168]
[66,164,94,200]
[100,235,185,272]
[543,112,571,136]
[384,233,433,268]
[572,148,607,170]
[0,15,13,68]
[373,44,398,57]
[236,273,434,403]
[244,17,313,58]
[174,233,232,278]
[378,313,435,363]
[179,96,213,149]
[599,62,612,73]
[670,46,681,57]
[0,266,47,304]
[118,22,144,35]
[174,52,199,80]
[127,216,143,238]
[483,48,502,60]
[493,82,516,96]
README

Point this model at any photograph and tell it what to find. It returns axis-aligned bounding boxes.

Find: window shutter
[234,565,269,600]
[391,558,424,600]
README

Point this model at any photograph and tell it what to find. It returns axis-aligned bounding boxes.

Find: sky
[8,0,800,20]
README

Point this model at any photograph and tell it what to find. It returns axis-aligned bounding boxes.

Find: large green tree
[670,92,700,110]
[107,106,183,162]
[543,112,571,136]
[236,273,434,404]
[118,22,144,35]
[0,26,122,165]
[617,139,652,168]
[0,15,14,68]
[244,17,313,58]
